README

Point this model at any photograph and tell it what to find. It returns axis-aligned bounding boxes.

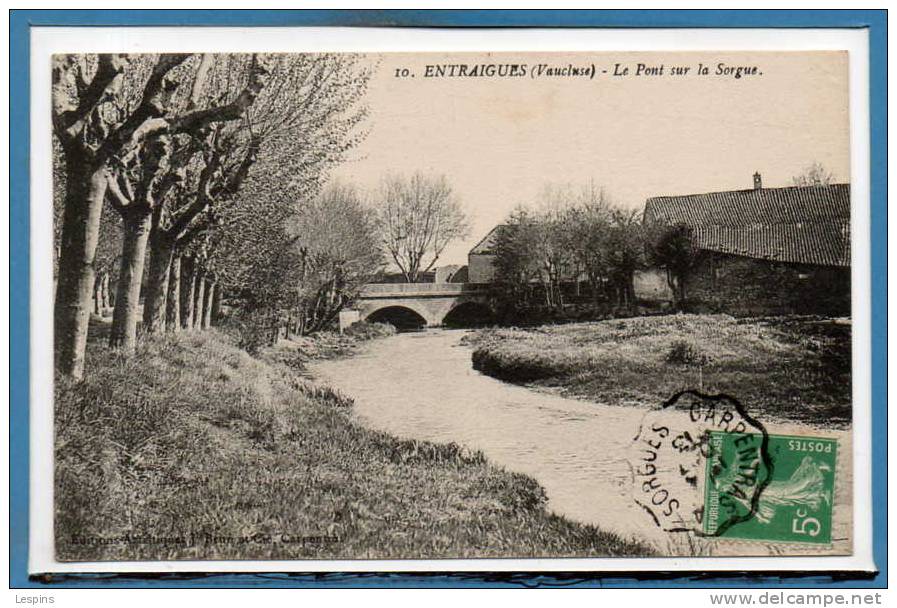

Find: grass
[255,321,398,369]
[56,324,652,561]
[467,314,851,428]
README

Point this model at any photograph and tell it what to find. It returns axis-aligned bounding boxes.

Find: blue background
[9,9,888,589]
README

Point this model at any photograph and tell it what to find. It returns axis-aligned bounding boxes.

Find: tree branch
[95,54,191,162]
[170,56,268,136]
[216,136,260,198]
[104,169,130,212]
[53,54,129,146]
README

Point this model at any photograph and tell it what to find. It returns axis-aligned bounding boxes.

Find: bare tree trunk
[269,318,279,346]
[93,274,103,315]
[181,261,196,329]
[211,284,222,326]
[100,272,110,313]
[107,273,116,308]
[142,229,174,334]
[109,210,153,353]
[54,161,108,380]
[202,281,214,329]
[193,271,206,330]
[166,255,181,332]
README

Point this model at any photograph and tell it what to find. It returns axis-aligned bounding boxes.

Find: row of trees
[53,52,372,379]
[491,161,836,319]
[490,182,699,317]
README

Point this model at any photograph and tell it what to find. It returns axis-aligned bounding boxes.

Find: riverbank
[56,326,652,560]
[260,320,398,367]
[467,314,851,427]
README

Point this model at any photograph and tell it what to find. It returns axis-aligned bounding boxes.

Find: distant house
[371,270,436,284]
[434,264,466,283]
[643,174,851,315]
[372,265,466,284]
[468,225,504,283]
[449,265,469,283]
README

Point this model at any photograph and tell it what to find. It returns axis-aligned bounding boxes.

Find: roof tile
[644,184,850,267]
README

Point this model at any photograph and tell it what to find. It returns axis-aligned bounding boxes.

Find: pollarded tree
[102,55,268,352]
[139,126,259,334]
[104,134,191,349]
[375,172,469,283]
[52,53,266,376]
[53,136,121,313]
[141,53,371,336]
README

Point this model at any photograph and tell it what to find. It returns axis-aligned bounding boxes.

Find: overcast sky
[332,51,849,267]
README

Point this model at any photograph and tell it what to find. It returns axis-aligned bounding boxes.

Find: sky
[332,51,850,267]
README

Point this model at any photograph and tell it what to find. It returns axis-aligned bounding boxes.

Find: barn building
[467,225,504,283]
[643,174,851,316]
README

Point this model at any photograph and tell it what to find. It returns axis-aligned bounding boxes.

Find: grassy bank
[56,326,651,561]
[467,314,851,427]
[258,321,398,368]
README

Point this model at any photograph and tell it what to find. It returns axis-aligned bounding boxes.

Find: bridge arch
[442,300,495,328]
[348,283,494,330]
[362,302,432,330]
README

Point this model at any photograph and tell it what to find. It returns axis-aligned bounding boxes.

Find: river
[308,329,852,554]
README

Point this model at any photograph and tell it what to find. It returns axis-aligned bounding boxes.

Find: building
[467,225,504,283]
[434,264,466,284]
[370,269,436,284]
[643,174,851,315]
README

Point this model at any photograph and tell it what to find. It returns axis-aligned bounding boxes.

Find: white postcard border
[29,25,873,574]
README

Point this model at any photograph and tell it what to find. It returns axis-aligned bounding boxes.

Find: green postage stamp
[704,432,837,544]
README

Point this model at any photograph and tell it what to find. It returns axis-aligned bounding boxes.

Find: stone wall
[634,268,674,301]
[468,253,496,283]
[685,252,851,316]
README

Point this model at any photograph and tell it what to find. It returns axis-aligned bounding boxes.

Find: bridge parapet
[360,282,493,298]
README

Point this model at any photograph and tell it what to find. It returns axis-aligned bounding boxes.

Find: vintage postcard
[46,47,857,567]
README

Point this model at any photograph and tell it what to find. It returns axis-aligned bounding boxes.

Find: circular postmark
[627,390,772,537]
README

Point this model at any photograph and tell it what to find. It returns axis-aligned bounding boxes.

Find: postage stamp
[629,390,838,547]
[704,433,837,544]
[629,390,771,535]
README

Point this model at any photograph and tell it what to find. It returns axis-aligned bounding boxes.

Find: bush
[343,320,397,340]
[665,339,710,366]
[218,311,277,355]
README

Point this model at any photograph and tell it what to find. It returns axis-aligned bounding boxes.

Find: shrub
[343,320,397,341]
[219,312,277,355]
[665,339,710,366]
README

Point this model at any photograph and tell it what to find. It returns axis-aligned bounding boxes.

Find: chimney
[753,171,762,190]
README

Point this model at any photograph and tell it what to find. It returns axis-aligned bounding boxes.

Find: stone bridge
[342,283,494,329]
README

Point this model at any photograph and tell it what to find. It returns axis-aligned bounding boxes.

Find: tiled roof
[644,184,850,267]
[469,224,506,255]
